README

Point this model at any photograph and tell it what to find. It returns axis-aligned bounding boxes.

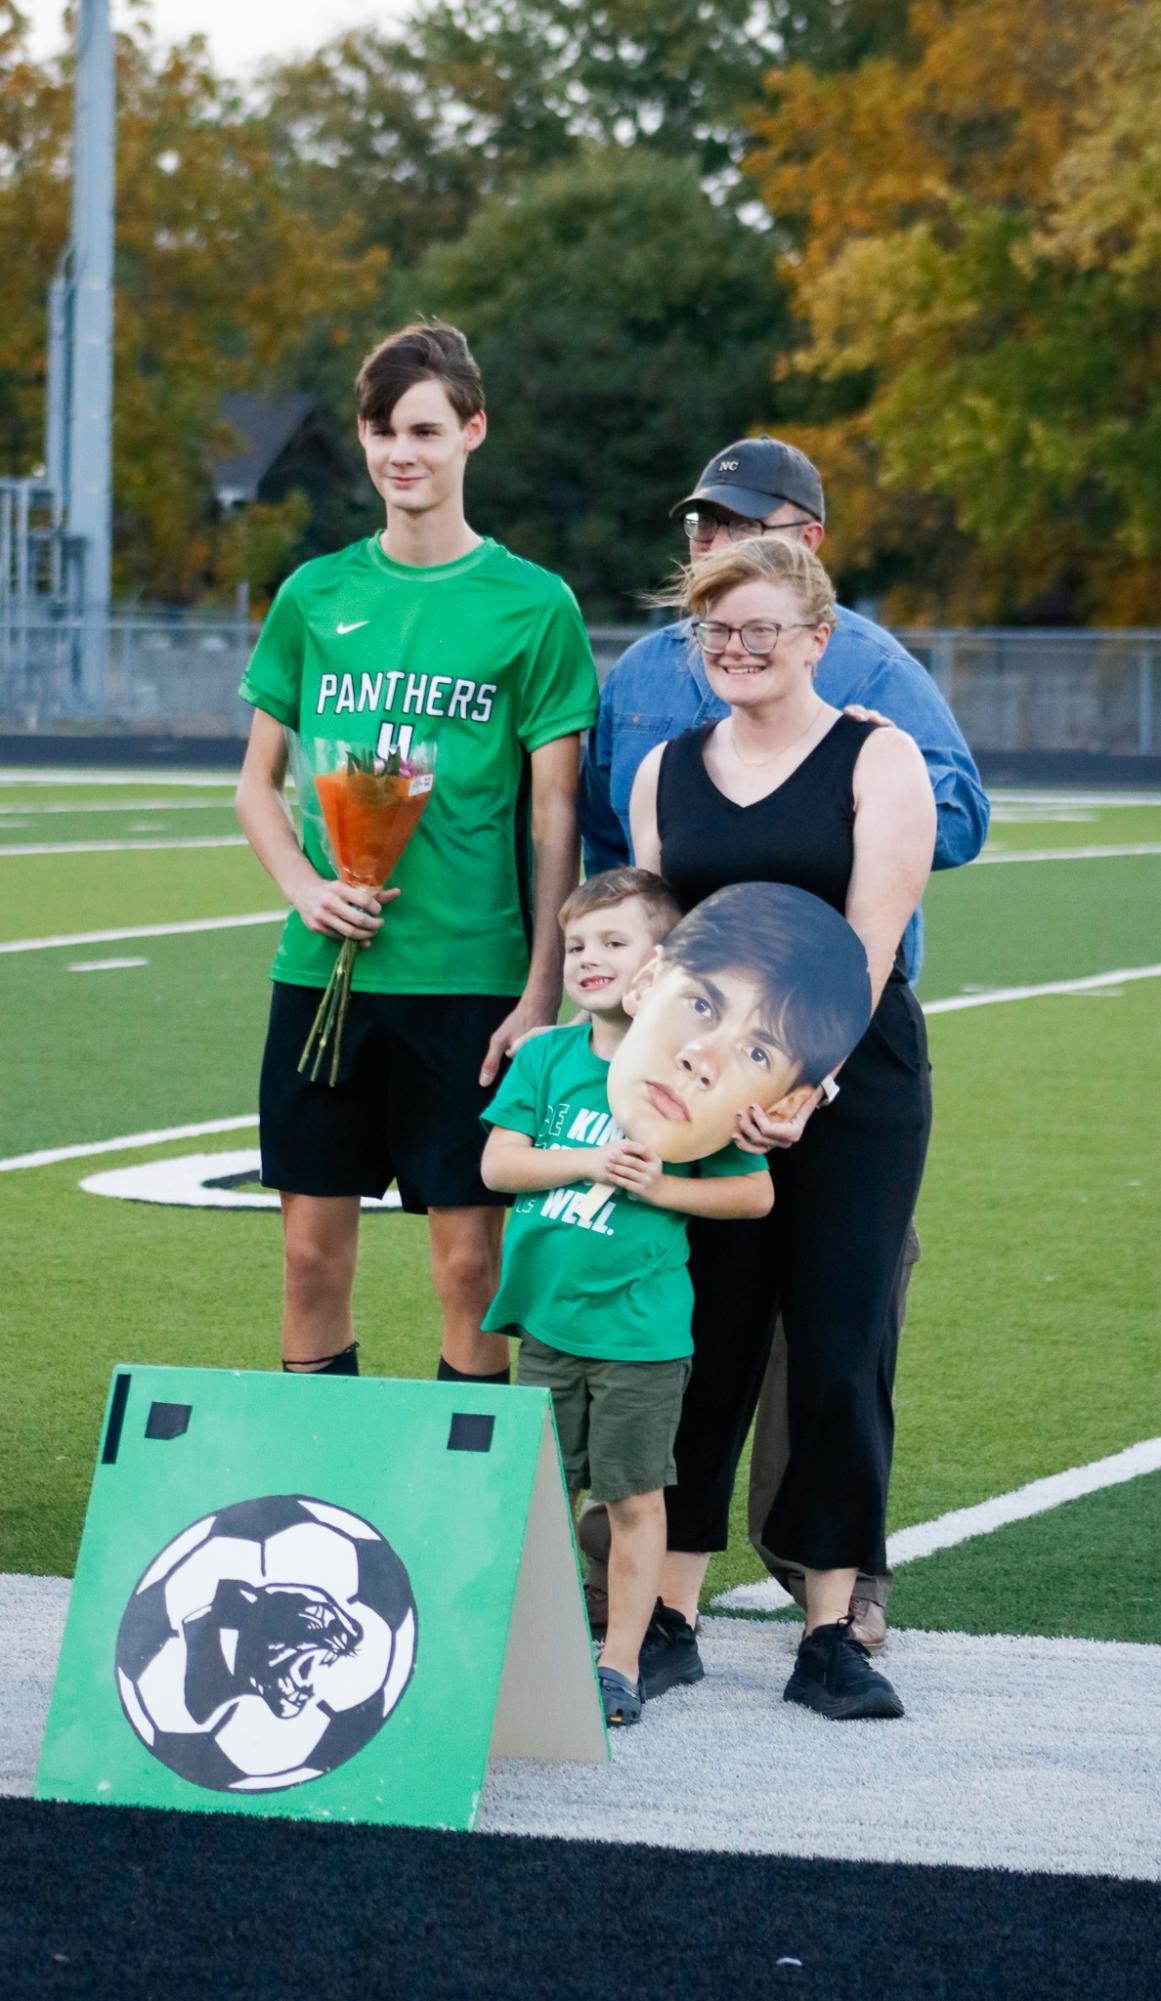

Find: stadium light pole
[63,0,116,709]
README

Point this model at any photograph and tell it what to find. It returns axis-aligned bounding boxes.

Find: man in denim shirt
[577,436,990,1662]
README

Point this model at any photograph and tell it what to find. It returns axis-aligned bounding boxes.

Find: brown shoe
[848,1593,888,1650]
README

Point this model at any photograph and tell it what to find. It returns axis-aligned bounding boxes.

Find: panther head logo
[183,1578,364,1724]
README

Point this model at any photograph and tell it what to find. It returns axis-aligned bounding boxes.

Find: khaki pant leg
[747,1219,922,1605]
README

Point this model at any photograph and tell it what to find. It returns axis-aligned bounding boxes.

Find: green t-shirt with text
[481,1023,766,1364]
[238,535,599,995]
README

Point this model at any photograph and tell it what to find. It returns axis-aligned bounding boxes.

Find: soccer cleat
[597,1664,644,1727]
[639,1600,705,1701]
[782,1616,904,1721]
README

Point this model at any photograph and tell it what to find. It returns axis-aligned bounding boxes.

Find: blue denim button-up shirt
[579,607,990,984]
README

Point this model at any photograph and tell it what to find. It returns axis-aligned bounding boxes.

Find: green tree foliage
[0,5,384,602]
[407,146,791,617]
[747,0,1159,623]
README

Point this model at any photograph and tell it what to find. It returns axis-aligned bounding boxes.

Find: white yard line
[0,910,282,956]
[715,1437,1161,1612]
[0,798,237,816]
[2,963,1159,1171]
[0,770,240,788]
[67,957,149,973]
[924,963,1161,1014]
[988,789,1161,808]
[0,1114,259,1175]
[976,843,1161,863]
[0,835,248,857]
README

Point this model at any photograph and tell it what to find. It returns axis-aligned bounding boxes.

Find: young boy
[479,868,774,1726]
[235,322,598,1386]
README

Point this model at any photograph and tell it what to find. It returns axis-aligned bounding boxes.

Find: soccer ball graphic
[115,1495,418,1793]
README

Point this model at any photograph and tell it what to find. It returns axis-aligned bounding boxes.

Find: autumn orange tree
[747,0,1160,623]
[0,4,385,602]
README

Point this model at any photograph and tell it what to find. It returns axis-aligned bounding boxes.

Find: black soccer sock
[436,1357,510,1386]
[283,1342,360,1377]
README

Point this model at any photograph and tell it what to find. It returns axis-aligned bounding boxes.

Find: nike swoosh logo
[336,620,369,635]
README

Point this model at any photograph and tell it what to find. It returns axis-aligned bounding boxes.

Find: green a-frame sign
[38,1367,606,1829]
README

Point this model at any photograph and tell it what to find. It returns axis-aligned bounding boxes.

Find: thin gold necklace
[729,704,825,770]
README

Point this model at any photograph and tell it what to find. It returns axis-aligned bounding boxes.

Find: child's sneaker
[782,1616,904,1720]
[639,1600,705,1700]
[597,1664,643,1727]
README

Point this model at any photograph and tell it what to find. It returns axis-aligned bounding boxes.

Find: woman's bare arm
[847,726,937,1007]
[627,743,665,872]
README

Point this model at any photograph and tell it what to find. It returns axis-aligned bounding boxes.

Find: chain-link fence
[1,613,1158,756]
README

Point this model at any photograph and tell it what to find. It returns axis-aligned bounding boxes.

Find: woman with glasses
[628,535,935,1720]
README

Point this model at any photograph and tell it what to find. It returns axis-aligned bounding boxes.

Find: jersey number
[376,722,415,763]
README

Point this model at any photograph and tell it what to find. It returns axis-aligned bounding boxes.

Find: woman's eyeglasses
[693,620,817,658]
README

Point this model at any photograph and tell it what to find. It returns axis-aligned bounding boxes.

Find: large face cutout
[606,884,871,1164]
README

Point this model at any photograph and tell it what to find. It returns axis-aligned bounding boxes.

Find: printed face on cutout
[607,949,815,1164]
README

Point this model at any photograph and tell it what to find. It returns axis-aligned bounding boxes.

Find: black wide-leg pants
[664,977,932,1578]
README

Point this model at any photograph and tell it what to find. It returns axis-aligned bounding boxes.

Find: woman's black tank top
[657,713,906,982]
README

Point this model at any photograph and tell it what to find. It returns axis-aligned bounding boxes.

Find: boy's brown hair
[559,868,681,944]
[355,322,484,428]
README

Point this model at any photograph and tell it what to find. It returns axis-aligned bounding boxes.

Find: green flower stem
[297,939,357,1087]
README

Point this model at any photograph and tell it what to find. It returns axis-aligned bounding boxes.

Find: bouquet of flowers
[291,737,437,1086]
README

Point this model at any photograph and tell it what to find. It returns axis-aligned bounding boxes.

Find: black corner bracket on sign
[100,1373,132,1465]
[447,1412,495,1454]
[145,1401,192,1441]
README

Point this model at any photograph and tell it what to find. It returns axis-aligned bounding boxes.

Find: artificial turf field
[2,772,1159,1999]
[1,776,1159,1625]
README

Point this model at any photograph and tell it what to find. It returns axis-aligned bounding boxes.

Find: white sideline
[2,962,1159,1175]
[0,835,248,857]
[974,843,1161,863]
[0,910,283,955]
[714,1436,1161,1612]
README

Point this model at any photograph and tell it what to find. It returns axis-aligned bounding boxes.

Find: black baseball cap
[671,436,825,526]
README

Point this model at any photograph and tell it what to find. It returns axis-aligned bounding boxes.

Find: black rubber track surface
[3,1798,1157,2000]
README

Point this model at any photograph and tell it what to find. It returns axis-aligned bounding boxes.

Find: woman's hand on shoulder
[843,703,893,728]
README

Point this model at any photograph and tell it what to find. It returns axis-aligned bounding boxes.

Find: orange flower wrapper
[293,741,437,1087]
[314,765,434,891]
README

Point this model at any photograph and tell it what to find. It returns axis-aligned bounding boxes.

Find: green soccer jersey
[239,534,599,995]
[480,1023,766,1364]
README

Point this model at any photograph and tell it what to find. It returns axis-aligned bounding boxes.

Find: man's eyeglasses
[682,509,816,544]
[693,620,818,658]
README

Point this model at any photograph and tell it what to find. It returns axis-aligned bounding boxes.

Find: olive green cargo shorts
[517,1331,691,1500]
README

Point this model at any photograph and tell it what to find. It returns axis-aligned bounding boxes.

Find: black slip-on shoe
[783,1616,904,1720]
[639,1600,705,1701]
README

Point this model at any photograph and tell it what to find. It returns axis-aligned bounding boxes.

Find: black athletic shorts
[259,982,514,1212]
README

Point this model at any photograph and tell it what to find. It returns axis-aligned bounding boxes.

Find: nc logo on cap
[717,459,739,472]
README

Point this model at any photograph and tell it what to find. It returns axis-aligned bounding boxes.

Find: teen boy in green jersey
[480,870,773,1726]
[235,323,599,1382]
